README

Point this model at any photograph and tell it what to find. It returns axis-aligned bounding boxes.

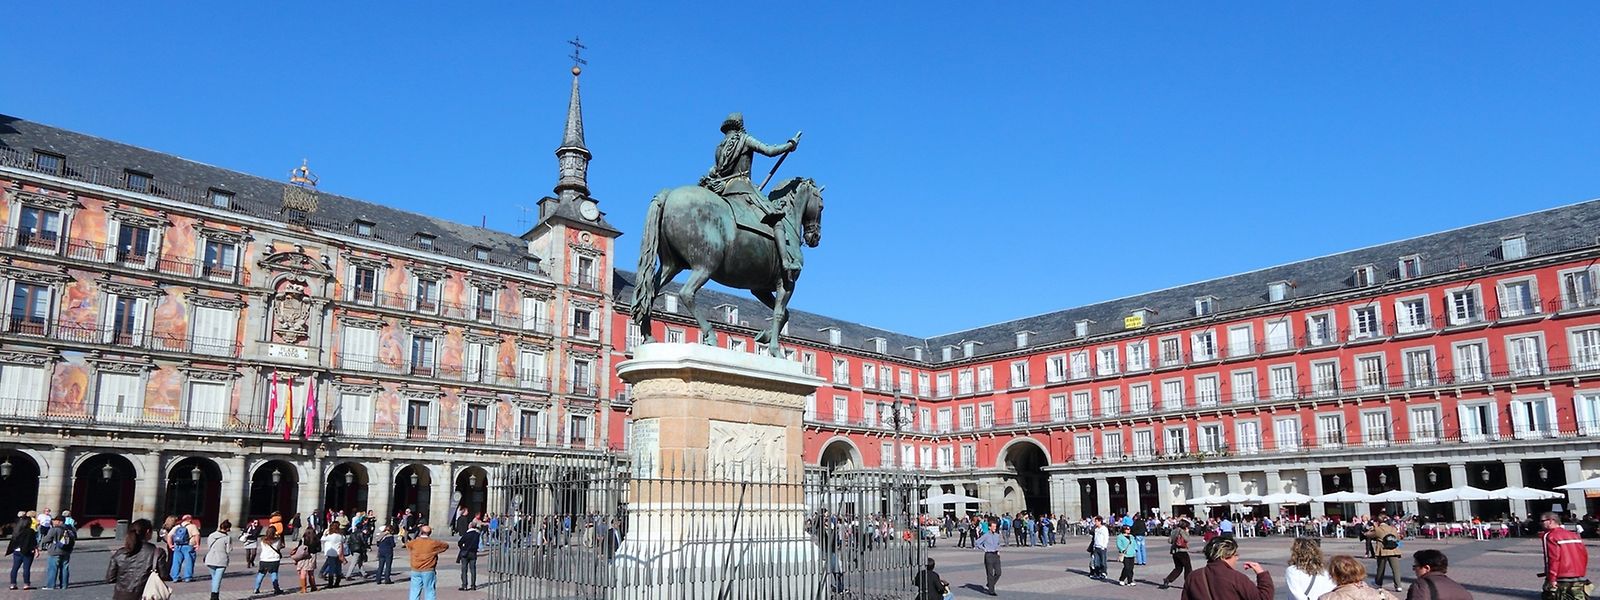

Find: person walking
[242,520,262,570]
[292,527,319,593]
[1114,525,1138,586]
[374,525,397,585]
[167,515,197,583]
[406,525,450,600]
[457,520,482,591]
[1406,549,1471,600]
[106,520,171,600]
[1285,537,1335,600]
[203,520,234,600]
[1179,537,1273,600]
[320,522,347,588]
[1089,516,1110,580]
[1365,516,1404,592]
[1539,512,1590,600]
[913,557,949,600]
[1320,555,1400,600]
[7,516,38,590]
[974,520,1002,596]
[1132,515,1149,565]
[346,520,369,579]
[252,529,285,595]
[1160,520,1193,590]
[40,515,73,589]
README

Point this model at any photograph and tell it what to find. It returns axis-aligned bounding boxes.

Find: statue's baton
[758,131,803,191]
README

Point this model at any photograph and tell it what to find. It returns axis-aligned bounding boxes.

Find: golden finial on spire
[289,158,319,188]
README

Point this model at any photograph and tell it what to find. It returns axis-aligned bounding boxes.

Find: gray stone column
[1307,468,1325,517]
[1563,457,1586,518]
[430,461,455,527]
[1127,477,1142,516]
[1225,470,1244,514]
[1503,459,1527,518]
[1156,474,1173,516]
[221,454,248,526]
[1095,477,1111,518]
[1397,464,1419,516]
[1448,462,1470,520]
[370,459,393,525]
[134,452,162,520]
[296,455,324,523]
[41,447,68,516]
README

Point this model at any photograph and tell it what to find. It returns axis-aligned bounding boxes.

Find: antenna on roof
[515,204,534,231]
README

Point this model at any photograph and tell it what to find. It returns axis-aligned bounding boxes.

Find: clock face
[579,200,599,220]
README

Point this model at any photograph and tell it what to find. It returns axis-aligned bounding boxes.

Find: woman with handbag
[1159,520,1193,590]
[105,519,171,600]
[203,521,234,600]
[252,530,285,595]
[292,528,319,593]
[241,520,261,569]
[319,523,347,588]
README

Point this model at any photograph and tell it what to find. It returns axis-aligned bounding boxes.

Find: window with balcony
[1130,383,1152,413]
[1361,411,1391,446]
[863,400,878,428]
[0,362,47,417]
[936,373,951,397]
[1317,414,1344,447]
[1071,391,1091,420]
[1160,379,1183,410]
[191,305,235,356]
[413,278,440,314]
[1164,428,1189,456]
[1274,418,1300,452]
[183,381,228,430]
[1096,347,1118,376]
[959,405,975,430]
[1507,334,1544,376]
[341,326,378,371]
[1563,269,1597,309]
[1351,305,1381,340]
[1264,319,1291,352]
[1234,421,1261,454]
[1127,341,1149,371]
[1049,394,1066,422]
[1452,342,1487,383]
[465,403,489,442]
[519,408,543,444]
[94,372,141,424]
[1575,392,1600,436]
[569,358,595,396]
[728,337,746,353]
[1448,289,1482,324]
[470,287,495,322]
[1102,431,1124,460]
[1459,402,1496,442]
[976,366,993,392]
[202,238,238,282]
[1268,365,1295,400]
[1227,325,1253,358]
[568,414,590,447]
[410,336,436,376]
[1311,360,1338,396]
[1159,337,1182,367]
[1191,330,1217,361]
[832,396,848,424]
[978,403,994,428]
[465,340,497,384]
[570,308,594,339]
[960,444,977,467]
[1134,430,1155,458]
[832,359,849,385]
[1099,387,1120,417]
[1397,298,1429,333]
[352,266,378,304]
[1306,313,1334,346]
[1195,375,1219,406]
[115,223,153,268]
[958,370,975,395]
[1572,328,1600,371]
[407,399,432,440]
[861,363,877,389]
[334,392,372,437]
[576,256,598,291]
[917,373,930,397]
[937,407,952,432]
[803,394,816,420]
[1356,355,1386,391]
[106,294,149,346]
[1409,406,1440,444]
[1402,348,1434,387]
[1230,370,1257,403]
[938,446,953,470]
[1010,361,1029,387]
[1074,435,1094,464]
[1499,280,1539,318]
[1198,424,1225,453]
[1070,351,1090,378]
[16,205,63,252]
[1011,398,1030,424]
[518,350,546,389]
[1046,355,1067,382]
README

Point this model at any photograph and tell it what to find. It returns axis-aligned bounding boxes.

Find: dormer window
[1398,255,1422,279]
[664,295,678,313]
[124,170,152,193]
[208,189,234,209]
[472,246,490,261]
[827,328,842,346]
[525,258,541,272]
[416,234,436,251]
[1015,331,1030,349]
[354,220,375,237]
[961,341,977,358]
[31,151,63,176]
[719,304,738,325]
[942,346,954,362]
[1194,297,1216,317]
[1075,320,1091,337]
[1354,265,1377,287]
[1268,281,1291,302]
[1501,235,1527,260]
[910,347,924,361]
[869,337,888,354]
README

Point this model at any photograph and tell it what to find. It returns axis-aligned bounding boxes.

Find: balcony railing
[2,316,241,357]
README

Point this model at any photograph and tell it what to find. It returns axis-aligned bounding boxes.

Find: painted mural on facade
[382,258,409,310]
[152,292,189,347]
[374,382,401,435]
[58,270,98,328]
[161,219,196,261]
[378,319,404,370]
[441,274,467,320]
[144,365,181,420]
[45,352,90,418]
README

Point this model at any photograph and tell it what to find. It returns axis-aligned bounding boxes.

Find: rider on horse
[699,112,804,281]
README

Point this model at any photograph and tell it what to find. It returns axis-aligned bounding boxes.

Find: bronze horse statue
[632,177,824,356]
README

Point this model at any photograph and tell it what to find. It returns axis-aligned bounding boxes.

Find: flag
[304,377,317,439]
[283,377,295,441]
[267,370,279,432]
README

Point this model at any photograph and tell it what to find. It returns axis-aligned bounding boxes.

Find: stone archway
[248,460,299,522]
[455,466,489,518]
[393,464,432,522]
[325,462,370,516]
[71,453,137,535]
[817,437,863,471]
[163,457,222,533]
[999,439,1051,516]
[0,450,41,537]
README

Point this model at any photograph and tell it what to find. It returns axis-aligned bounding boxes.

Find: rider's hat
[720,112,744,133]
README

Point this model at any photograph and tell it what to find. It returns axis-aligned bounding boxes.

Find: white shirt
[1092,525,1109,549]
[1285,565,1335,600]
[320,533,345,558]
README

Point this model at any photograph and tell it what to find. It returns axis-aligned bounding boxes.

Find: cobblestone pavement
[919,534,1600,599]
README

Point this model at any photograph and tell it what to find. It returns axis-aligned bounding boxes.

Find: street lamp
[271,468,283,485]
[1332,474,1340,487]
[0,457,11,479]
[1378,472,1388,486]
[469,474,478,487]
[191,466,204,516]
[1428,470,1438,484]
[102,462,115,481]
[410,472,420,486]
[1538,466,1549,481]
[1480,468,1491,483]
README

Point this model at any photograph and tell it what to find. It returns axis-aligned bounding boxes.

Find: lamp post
[270,468,283,513]
[0,457,11,479]
[190,466,204,518]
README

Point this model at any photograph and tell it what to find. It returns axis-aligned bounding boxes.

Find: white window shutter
[430,401,441,441]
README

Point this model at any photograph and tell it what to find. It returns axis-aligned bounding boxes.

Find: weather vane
[568,36,588,74]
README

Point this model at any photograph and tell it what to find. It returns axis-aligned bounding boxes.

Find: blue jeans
[253,569,280,592]
[1089,547,1107,577]
[408,570,437,600]
[44,555,68,588]
[209,566,226,593]
[10,552,33,586]
[170,545,195,581]
[1134,536,1148,564]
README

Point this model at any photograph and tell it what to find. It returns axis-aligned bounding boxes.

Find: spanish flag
[283,377,295,441]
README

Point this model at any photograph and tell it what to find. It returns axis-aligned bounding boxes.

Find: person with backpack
[7,517,38,590]
[40,515,73,589]
[167,515,197,583]
[374,525,397,585]
[1365,515,1405,592]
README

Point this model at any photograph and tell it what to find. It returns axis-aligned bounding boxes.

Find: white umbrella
[1314,491,1377,503]
[1493,486,1563,500]
[1370,490,1422,502]
[1556,477,1600,491]
[1419,486,1496,502]
[1185,495,1219,506]
[1260,492,1313,504]
[1219,493,1263,504]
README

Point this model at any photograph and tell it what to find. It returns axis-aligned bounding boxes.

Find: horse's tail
[632,189,669,325]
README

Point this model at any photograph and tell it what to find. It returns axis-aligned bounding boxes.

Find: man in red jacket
[1181,537,1273,600]
[1540,512,1590,600]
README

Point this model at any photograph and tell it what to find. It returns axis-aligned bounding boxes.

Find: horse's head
[799,178,824,247]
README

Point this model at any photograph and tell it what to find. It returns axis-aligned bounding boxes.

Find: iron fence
[487,456,927,600]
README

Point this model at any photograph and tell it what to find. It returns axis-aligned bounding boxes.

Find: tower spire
[554,36,590,202]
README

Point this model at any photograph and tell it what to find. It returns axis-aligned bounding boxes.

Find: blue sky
[6,3,1600,337]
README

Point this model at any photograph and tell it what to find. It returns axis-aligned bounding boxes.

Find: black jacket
[913,568,945,600]
[5,525,38,555]
[107,542,170,600]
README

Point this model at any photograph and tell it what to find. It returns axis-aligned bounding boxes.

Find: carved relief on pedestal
[272,278,313,345]
[708,420,787,474]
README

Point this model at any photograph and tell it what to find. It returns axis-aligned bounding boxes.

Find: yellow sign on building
[1124,314,1144,329]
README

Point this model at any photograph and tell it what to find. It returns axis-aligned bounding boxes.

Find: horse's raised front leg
[676,267,717,346]
[767,281,794,357]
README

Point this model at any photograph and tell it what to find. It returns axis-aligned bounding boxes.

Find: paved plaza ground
[0,534,1593,599]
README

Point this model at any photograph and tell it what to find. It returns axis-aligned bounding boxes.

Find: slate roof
[0,114,544,272]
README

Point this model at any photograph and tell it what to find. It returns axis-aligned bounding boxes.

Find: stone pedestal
[613,343,826,599]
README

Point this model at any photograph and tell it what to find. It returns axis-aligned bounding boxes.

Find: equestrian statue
[633,112,825,357]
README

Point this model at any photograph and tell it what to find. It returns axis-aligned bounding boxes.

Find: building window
[1227,325,1253,358]
[569,358,594,396]
[1046,355,1067,382]
[465,403,489,441]
[568,414,591,447]
[465,340,497,384]
[415,278,440,313]
[410,335,436,376]
[1159,337,1182,367]
[1402,348,1434,387]
[1009,361,1029,387]
[407,399,432,439]
[1575,392,1600,436]
[1070,351,1090,379]
[1501,235,1527,260]
[1130,383,1152,413]
[1164,428,1189,456]
[1011,398,1030,424]
[729,337,747,353]
[1160,379,1183,411]
[576,256,598,291]
[1234,421,1261,454]
[1099,388,1120,417]
[1075,320,1090,337]
[1356,355,1386,391]
[936,373,951,397]
[1268,281,1290,302]
[1361,411,1391,446]
[1230,370,1257,403]
[960,444,977,468]
[1194,297,1215,317]
[1452,342,1487,383]
[1564,269,1598,309]
[354,220,375,237]
[519,409,543,443]
[1268,365,1295,400]
[473,287,496,322]
[1195,375,1219,406]
[1448,289,1482,324]
[803,394,816,420]
[570,308,594,338]
[1316,414,1344,447]
[978,403,994,428]
[1071,391,1091,420]
[1198,424,1225,453]
[1398,255,1422,279]
[957,370,974,395]
[124,170,152,193]
[1265,319,1292,352]
[1572,328,1600,371]
[1396,297,1430,333]
[1127,341,1149,371]
[917,373,930,397]
[416,234,436,251]
[1507,334,1544,376]
[472,246,490,261]
[959,405,975,430]
[832,396,848,424]
[976,366,993,392]
[114,222,154,267]
[93,372,142,424]
[520,296,548,332]
[1102,431,1123,460]
[31,151,63,175]
[105,294,149,346]
[190,305,236,356]
[16,205,63,251]
[1191,330,1217,361]
[1074,435,1094,464]
[1409,406,1440,444]
[518,350,547,389]
[1499,279,1540,318]
[202,238,238,282]
[1134,430,1155,458]
[1311,360,1339,396]
[1351,305,1381,340]
[352,266,378,304]
[936,407,952,432]
[1096,347,1118,376]
[1354,265,1377,287]
[1460,401,1496,441]
[1274,418,1300,452]
[1048,395,1066,422]
[1306,313,1334,347]
[340,326,378,371]
[721,304,738,325]
[857,363,875,390]
[0,361,48,417]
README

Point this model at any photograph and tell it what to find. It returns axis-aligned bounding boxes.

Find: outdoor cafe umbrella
[1418,486,1497,502]
[1259,492,1314,504]
[1184,495,1220,506]
[1219,492,1264,504]
[1556,477,1600,491]
[1314,491,1378,503]
[1370,490,1423,502]
[1493,486,1563,500]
